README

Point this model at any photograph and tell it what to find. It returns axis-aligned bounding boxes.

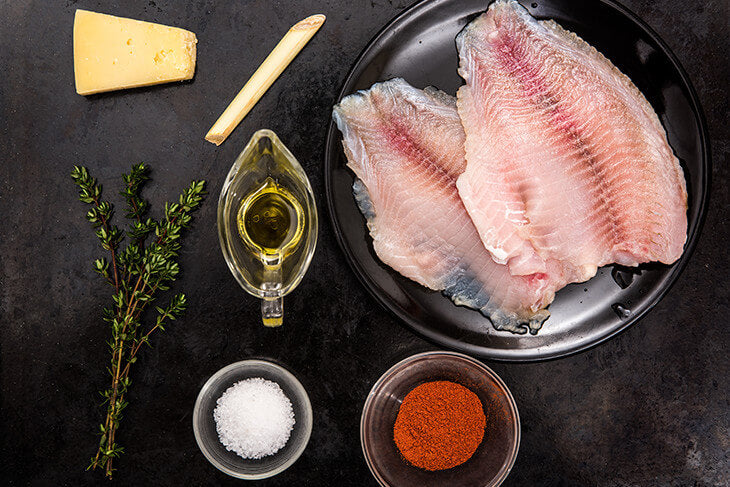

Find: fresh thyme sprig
[72,164,205,479]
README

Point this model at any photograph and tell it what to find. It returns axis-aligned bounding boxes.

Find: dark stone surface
[0,0,727,485]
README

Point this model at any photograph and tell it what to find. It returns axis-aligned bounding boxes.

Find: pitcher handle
[261,263,283,327]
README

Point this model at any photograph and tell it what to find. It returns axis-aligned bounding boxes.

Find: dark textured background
[0,0,727,485]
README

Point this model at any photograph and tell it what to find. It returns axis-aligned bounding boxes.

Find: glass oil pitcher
[217,129,318,327]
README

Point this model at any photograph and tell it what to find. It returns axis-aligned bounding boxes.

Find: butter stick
[205,14,326,145]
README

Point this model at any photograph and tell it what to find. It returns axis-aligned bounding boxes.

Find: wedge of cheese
[73,9,197,95]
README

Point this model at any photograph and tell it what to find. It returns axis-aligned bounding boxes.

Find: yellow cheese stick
[205,14,326,145]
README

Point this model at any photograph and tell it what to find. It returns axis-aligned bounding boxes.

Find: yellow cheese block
[73,9,197,95]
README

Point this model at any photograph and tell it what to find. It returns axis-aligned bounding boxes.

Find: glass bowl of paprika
[360,351,520,487]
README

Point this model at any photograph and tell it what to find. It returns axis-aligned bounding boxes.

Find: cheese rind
[73,9,197,95]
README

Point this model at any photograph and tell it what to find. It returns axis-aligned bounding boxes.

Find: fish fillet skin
[333,78,559,334]
[456,0,688,282]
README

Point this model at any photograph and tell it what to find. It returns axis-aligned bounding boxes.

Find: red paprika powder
[393,380,486,471]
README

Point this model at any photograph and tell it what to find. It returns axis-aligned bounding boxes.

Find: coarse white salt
[213,377,295,459]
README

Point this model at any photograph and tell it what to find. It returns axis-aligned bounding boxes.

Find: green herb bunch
[72,164,205,479]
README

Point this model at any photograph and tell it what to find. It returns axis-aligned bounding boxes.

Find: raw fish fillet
[456,0,688,283]
[333,78,559,333]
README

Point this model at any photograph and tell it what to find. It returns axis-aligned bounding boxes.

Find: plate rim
[323,0,711,362]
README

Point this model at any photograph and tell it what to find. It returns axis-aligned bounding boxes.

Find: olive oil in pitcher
[218,130,318,327]
[237,179,304,258]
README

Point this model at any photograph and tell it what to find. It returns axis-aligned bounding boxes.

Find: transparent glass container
[192,360,313,479]
[217,129,318,326]
[361,351,520,487]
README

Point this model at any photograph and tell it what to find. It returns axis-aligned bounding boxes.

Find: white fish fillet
[333,78,560,333]
[456,0,688,283]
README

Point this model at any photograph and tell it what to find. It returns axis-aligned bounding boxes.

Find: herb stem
[73,165,205,479]
[92,194,120,292]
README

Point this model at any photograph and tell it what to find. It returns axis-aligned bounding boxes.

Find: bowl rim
[192,359,313,480]
[360,351,521,487]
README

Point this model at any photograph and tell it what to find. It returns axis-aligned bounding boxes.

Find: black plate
[324,0,709,361]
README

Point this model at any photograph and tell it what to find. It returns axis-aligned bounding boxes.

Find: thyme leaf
[72,164,205,479]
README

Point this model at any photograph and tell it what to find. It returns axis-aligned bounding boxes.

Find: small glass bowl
[193,360,313,479]
[361,351,520,487]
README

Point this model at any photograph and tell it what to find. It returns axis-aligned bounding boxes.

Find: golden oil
[218,129,318,327]
[236,177,304,258]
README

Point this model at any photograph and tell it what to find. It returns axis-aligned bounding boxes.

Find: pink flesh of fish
[456,0,688,283]
[333,78,556,333]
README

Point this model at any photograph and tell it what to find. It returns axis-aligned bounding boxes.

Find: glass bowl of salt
[193,359,313,479]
